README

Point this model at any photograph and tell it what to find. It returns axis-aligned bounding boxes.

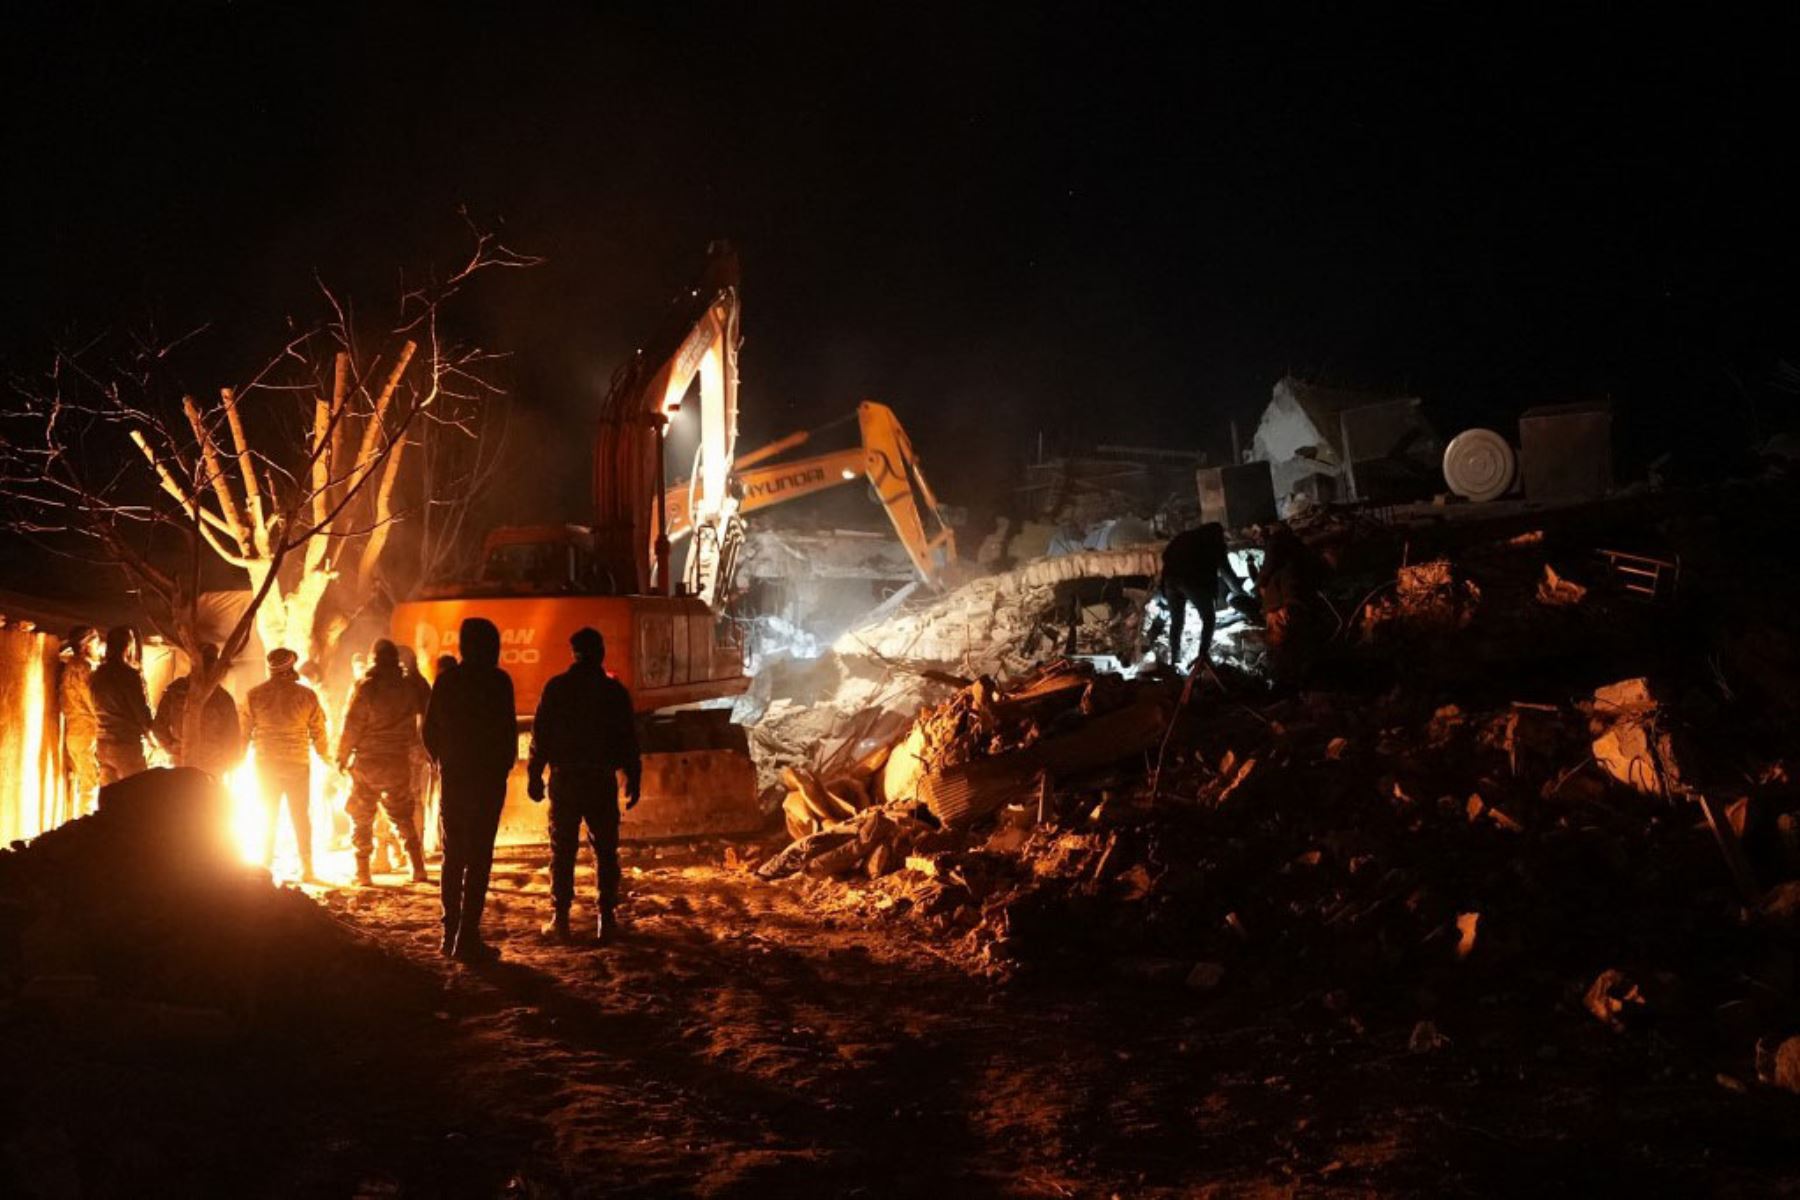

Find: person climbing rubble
[338,639,429,887]
[1158,523,1251,669]
[90,625,156,785]
[153,643,244,777]
[58,626,101,814]
[423,618,516,962]
[246,647,330,880]
[528,626,641,944]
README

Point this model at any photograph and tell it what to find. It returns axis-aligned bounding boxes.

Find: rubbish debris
[1536,564,1588,606]
[737,477,1800,1095]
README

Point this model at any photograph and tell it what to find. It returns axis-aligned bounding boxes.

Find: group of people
[57,618,642,962]
[1158,521,1322,678]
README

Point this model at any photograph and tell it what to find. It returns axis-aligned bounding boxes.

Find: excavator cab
[473,526,610,594]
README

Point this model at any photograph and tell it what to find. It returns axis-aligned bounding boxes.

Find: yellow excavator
[662,401,958,589]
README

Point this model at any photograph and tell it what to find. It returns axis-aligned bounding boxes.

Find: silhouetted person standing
[423,618,516,962]
[339,639,429,886]
[154,643,244,777]
[90,625,154,785]
[528,627,641,943]
[59,626,101,813]
[1160,523,1250,670]
[246,647,329,880]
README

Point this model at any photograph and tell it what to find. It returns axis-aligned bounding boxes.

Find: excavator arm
[666,401,957,588]
[592,242,742,604]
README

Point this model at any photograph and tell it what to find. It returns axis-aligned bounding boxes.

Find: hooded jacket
[340,662,424,764]
[423,619,518,781]
[246,666,330,765]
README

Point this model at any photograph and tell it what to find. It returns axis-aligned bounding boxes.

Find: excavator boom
[665,400,957,588]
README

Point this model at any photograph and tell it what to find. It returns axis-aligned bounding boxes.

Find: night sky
[5,4,1797,523]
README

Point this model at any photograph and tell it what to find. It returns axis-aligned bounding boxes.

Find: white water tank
[1442,428,1517,502]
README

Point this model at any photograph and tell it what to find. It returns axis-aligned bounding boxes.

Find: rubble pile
[832,545,1161,677]
[767,660,1173,846]
[0,769,424,1040]
[744,480,1800,1083]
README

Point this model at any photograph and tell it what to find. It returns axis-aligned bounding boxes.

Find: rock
[1756,880,1800,932]
[755,830,855,881]
[1592,678,1658,716]
[1592,720,1682,796]
[805,839,871,878]
[866,843,898,878]
[1584,968,1646,1030]
[1408,1020,1449,1053]
[1454,912,1480,960]
[1536,565,1587,606]
[1114,956,1188,984]
[858,810,897,848]
[1185,961,1226,992]
[1756,1036,1800,1093]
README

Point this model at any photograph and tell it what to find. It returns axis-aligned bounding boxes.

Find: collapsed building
[1249,374,1441,513]
[729,460,1800,1089]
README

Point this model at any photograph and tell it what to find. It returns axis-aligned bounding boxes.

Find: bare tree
[0,227,537,763]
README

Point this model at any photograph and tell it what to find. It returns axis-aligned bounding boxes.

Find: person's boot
[355,855,374,887]
[452,928,498,964]
[597,906,618,945]
[541,908,571,941]
[406,839,429,884]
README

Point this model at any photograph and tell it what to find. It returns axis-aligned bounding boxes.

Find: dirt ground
[8,845,1800,1198]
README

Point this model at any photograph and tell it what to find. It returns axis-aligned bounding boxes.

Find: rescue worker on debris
[423,618,516,962]
[527,626,641,944]
[59,626,102,814]
[153,643,244,778]
[90,625,156,785]
[338,638,429,886]
[246,647,330,880]
[1159,522,1252,671]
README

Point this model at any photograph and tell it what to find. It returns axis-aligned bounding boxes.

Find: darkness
[4,3,1798,524]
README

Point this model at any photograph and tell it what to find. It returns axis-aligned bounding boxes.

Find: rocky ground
[5,845,1800,1197]
[7,478,1800,1195]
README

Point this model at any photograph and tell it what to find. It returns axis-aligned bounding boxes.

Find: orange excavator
[392,243,760,842]
[663,400,958,589]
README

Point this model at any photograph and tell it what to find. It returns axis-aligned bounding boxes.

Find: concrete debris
[739,479,1800,1087]
[1362,560,1480,640]
[1756,1036,1800,1094]
[1536,564,1588,606]
[1588,678,1684,797]
[1584,968,1646,1030]
[1408,1020,1450,1053]
[1185,961,1227,991]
